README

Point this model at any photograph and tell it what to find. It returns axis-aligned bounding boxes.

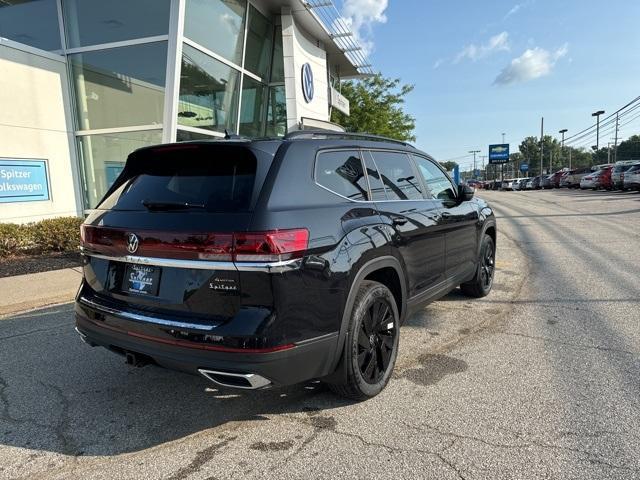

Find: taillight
[234,229,309,262]
[80,226,309,263]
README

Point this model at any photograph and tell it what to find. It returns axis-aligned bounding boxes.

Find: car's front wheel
[460,233,495,298]
[327,280,399,400]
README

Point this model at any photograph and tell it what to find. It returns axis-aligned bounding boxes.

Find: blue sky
[340,0,640,169]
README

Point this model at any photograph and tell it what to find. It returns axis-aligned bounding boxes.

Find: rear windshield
[614,164,635,172]
[98,144,258,212]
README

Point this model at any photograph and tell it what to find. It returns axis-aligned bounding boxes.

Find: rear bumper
[75,302,339,387]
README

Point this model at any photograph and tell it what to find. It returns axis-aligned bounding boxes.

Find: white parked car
[580,173,597,190]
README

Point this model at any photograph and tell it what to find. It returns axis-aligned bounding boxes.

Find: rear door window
[315,150,369,201]
[369,151,424,200]
[99,144,258,212]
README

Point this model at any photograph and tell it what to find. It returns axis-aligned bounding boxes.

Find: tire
[460,234,496,298]
[326,280,400,400]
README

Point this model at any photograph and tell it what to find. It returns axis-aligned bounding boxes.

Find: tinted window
[0,0,60,51]
[179,44,240,133]
[363,152,387,201]
[369,151,424,201]
[184,0,246,66]
[99,146,257,212]
[69,42,167,131]
[63,0,170,48]
[413,156,457,201]
[244,5,273,79]
[316,151,368,201]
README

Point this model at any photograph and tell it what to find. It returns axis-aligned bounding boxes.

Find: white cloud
[504,1,534,20]
[433,58,444,69]
[493,43,569,85]
[454,32,510,63]
[341,0,389,55]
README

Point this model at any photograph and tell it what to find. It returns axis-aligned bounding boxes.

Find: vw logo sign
[301,63,314,103]
[126,233,139,254]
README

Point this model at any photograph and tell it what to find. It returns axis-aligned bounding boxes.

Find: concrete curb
[0,267,82,317]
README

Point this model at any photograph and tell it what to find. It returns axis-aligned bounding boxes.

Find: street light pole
[502,132,506,144]
[469,150,480,179]
[559,128,568,168]
[592,109,605,152]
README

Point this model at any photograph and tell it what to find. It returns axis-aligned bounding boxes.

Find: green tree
[331,74,416,142]
[517,135,562,175]
[440,161,458,171]
[615,135,640,161]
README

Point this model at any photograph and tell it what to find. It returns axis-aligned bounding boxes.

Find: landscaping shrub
[0,223,34,257]
[0,216,83,257]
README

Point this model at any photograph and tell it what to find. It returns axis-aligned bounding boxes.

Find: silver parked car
[623,164,640,191]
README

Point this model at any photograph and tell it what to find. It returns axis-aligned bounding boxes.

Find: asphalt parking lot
[1,189,639,480]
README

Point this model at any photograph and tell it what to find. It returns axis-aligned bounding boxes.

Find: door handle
[392,217,408,226]
[441,212,452,218]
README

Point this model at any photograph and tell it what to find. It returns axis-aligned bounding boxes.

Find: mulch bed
[0,252,82,278]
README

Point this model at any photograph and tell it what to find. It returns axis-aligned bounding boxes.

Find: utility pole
[469,150,480,179]
[540,117,544,176]
[592,109,605,152]
[480,155,487,179]
[614,113,619,163]
[559,128,568,168]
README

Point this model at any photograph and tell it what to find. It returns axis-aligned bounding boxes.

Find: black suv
[75,131,496,399]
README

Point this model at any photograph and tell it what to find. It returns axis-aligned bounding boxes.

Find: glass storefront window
[244,6,272,80]
[184,0,246,66]
[69,42,167,131]
[0,0,61,51]
[62,0,170,48]
[239,76,267,137]
[176,129,220,141]
[78,130,162,208]
[270,26,284,83]
[179,44,240,134]
[265,85,287,137]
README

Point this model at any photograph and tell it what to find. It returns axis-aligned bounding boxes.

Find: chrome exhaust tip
[198,369,271,390]
[75,326,93,346]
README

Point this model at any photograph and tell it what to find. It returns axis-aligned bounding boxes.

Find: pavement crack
[38,381,81,457]
[496,330,637,356]
[0,324,69,341]
[405,421,640,473]
[166,436,237,480]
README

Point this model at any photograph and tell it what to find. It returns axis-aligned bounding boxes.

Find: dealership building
[0,0,370,223]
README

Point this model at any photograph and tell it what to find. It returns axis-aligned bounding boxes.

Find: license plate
[124,264,161,296]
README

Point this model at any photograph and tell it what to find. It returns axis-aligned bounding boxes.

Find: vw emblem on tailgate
[126,233,139,254]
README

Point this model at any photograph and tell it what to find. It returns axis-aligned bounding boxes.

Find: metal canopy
[259,0,374,77]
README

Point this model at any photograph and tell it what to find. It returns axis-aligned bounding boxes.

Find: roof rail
[283,130,413,147]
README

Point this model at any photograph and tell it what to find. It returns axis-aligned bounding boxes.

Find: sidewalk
[0,267,82,317]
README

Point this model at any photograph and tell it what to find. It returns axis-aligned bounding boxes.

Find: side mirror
[458,183,475,203]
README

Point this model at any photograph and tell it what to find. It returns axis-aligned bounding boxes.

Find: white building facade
[0,0,369,222]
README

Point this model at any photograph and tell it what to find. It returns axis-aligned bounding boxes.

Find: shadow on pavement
[0,304,353,457]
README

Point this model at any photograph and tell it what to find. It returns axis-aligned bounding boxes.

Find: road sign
[520,163,529,172]
[0,158,50,203]
[488,144,510,164]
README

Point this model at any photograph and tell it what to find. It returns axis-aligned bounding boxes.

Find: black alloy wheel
[480,238,495,291]
[326,280,400,400]
[461,234,496,298]
[357,299,396,384]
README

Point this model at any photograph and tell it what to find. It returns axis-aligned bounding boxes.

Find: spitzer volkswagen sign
[301,63,314,103]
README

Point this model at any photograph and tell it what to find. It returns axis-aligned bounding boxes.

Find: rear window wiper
[142,199,206,211]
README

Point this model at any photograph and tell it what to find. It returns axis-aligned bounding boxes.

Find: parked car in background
[541,175,555,189]
[580,173,597,190]
[623,164,640,191]
[562,167,592,188]
[514,178,530,190]
[547,170,567,188]
[612,160,640,190]
[531,176,542,189]
[595,165,613,190]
